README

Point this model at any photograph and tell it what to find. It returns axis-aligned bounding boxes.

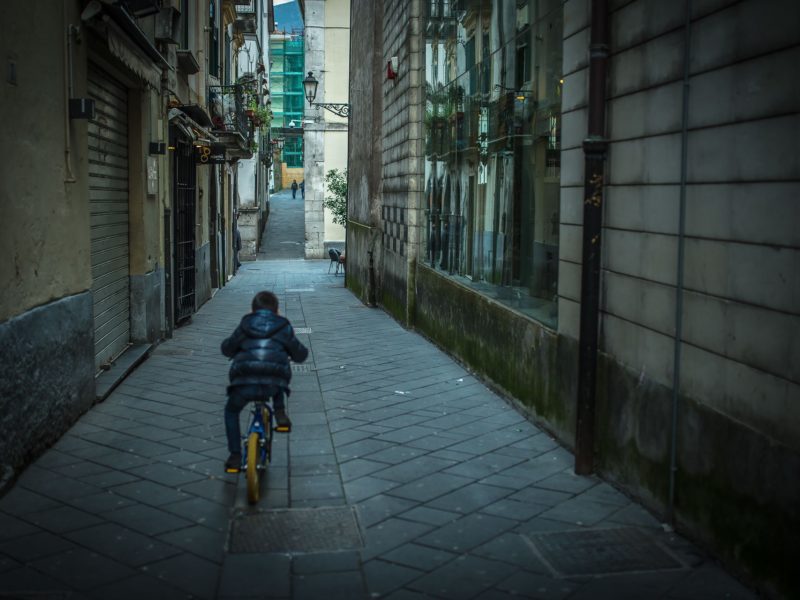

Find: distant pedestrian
[291,179,298,199]
[300,180,305,199]
[221,291,308,473]
[234,223,242,271]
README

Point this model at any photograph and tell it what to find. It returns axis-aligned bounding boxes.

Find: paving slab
[0,258,758,599]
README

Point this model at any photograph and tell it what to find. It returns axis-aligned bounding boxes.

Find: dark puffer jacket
[221,309,308,391]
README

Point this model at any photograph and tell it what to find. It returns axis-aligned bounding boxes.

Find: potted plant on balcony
[247,100,272,129]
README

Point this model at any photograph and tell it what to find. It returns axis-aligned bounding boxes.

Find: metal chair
[328,248,342,274]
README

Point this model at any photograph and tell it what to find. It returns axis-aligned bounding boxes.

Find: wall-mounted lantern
[302,71,350,118]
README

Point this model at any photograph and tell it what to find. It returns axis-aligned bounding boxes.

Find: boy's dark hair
[252,291,279,312]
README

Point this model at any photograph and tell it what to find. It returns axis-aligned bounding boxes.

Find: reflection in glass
[423,0,562,327]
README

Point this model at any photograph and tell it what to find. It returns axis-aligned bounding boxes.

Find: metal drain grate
[529,527,681,575]
[230,507,362,553]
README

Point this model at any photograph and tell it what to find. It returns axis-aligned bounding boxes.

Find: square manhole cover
[529,528,681,575]
[230,507,362,553]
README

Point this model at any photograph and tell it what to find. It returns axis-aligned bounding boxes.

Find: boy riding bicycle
[221,290,308,473]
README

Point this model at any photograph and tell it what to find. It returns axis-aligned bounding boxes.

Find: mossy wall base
[0,293,95,480]
[379,250,409,325]
[413,264,576,443]
[413,263,797,598]
[344,224,373,305]
[597,353,799,599]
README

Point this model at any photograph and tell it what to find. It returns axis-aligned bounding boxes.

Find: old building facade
[302,0,350,258]
[0,0,272,479]
[346,0,799,596]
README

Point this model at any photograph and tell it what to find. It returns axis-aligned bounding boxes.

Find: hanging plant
[248,100,272,129]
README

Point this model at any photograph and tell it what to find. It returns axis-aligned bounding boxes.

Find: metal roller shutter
[88,65,130,372]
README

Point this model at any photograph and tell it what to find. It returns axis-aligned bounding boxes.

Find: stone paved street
[258,188,306,260]
[0,256,758,598]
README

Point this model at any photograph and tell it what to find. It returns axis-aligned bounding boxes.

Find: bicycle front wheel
[246,432,261,504]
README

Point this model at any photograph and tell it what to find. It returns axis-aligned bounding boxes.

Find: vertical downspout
[668,0,692,526]
[63,3,77,184]
[574,0,609,475]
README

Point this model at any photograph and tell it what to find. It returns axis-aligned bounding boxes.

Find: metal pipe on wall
[63,4,77,184]
[667,0,693,527]
[574,0,609,475]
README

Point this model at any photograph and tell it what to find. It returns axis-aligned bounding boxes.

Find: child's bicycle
[240,400,289,504]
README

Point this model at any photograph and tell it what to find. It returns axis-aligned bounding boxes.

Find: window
[209,1,219,78]
[423,0,563,327]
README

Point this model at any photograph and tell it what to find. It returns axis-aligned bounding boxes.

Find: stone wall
[348,0,800,595]
[0,294,95,482]
[375,0,425,323]
[347,0,384,305]
[562,0,800,594]
[130,267,163,343]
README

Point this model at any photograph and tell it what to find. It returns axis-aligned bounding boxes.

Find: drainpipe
[574,0,609,475]
[63,3,77,184]
[667,0,693,527]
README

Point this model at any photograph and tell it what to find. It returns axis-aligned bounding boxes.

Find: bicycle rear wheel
[246,432,261,504]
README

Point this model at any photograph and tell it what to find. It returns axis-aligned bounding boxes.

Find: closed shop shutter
[88,65,130,372]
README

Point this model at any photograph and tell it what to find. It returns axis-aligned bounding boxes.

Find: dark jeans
[225,384,285,454]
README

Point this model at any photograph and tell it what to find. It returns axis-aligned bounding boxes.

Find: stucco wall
[0,2,91,323]
[323,133,347,243]
[304,0,351,258]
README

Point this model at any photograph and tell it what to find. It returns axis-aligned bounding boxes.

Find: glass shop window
[422,0,563,328]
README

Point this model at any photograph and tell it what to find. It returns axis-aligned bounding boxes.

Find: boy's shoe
[274,409,292,432]
[225,452,242,473]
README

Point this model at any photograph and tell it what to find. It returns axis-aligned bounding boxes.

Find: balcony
[234,0,258,34]
[208,84,254,159]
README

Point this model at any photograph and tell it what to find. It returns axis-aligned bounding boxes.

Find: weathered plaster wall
[304,0,327,259]
[0,2,91,323]
[304,0,350,258]
[323,133,347,244]
[238,206,260,261]
[130,267,162,343]
[195,242,212,310]
[0,3,96,479]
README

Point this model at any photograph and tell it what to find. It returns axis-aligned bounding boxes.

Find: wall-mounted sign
[195,143,226,164]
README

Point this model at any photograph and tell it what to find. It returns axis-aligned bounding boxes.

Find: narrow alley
[0,254,756,599]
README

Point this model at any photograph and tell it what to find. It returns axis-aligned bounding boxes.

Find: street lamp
[302,71,350,118]
[302,71,318,105]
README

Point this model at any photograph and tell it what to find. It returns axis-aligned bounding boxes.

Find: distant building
[302,0,350,258]
[269,31,306,193]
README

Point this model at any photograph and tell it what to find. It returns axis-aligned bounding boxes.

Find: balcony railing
[208,84,253,154]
